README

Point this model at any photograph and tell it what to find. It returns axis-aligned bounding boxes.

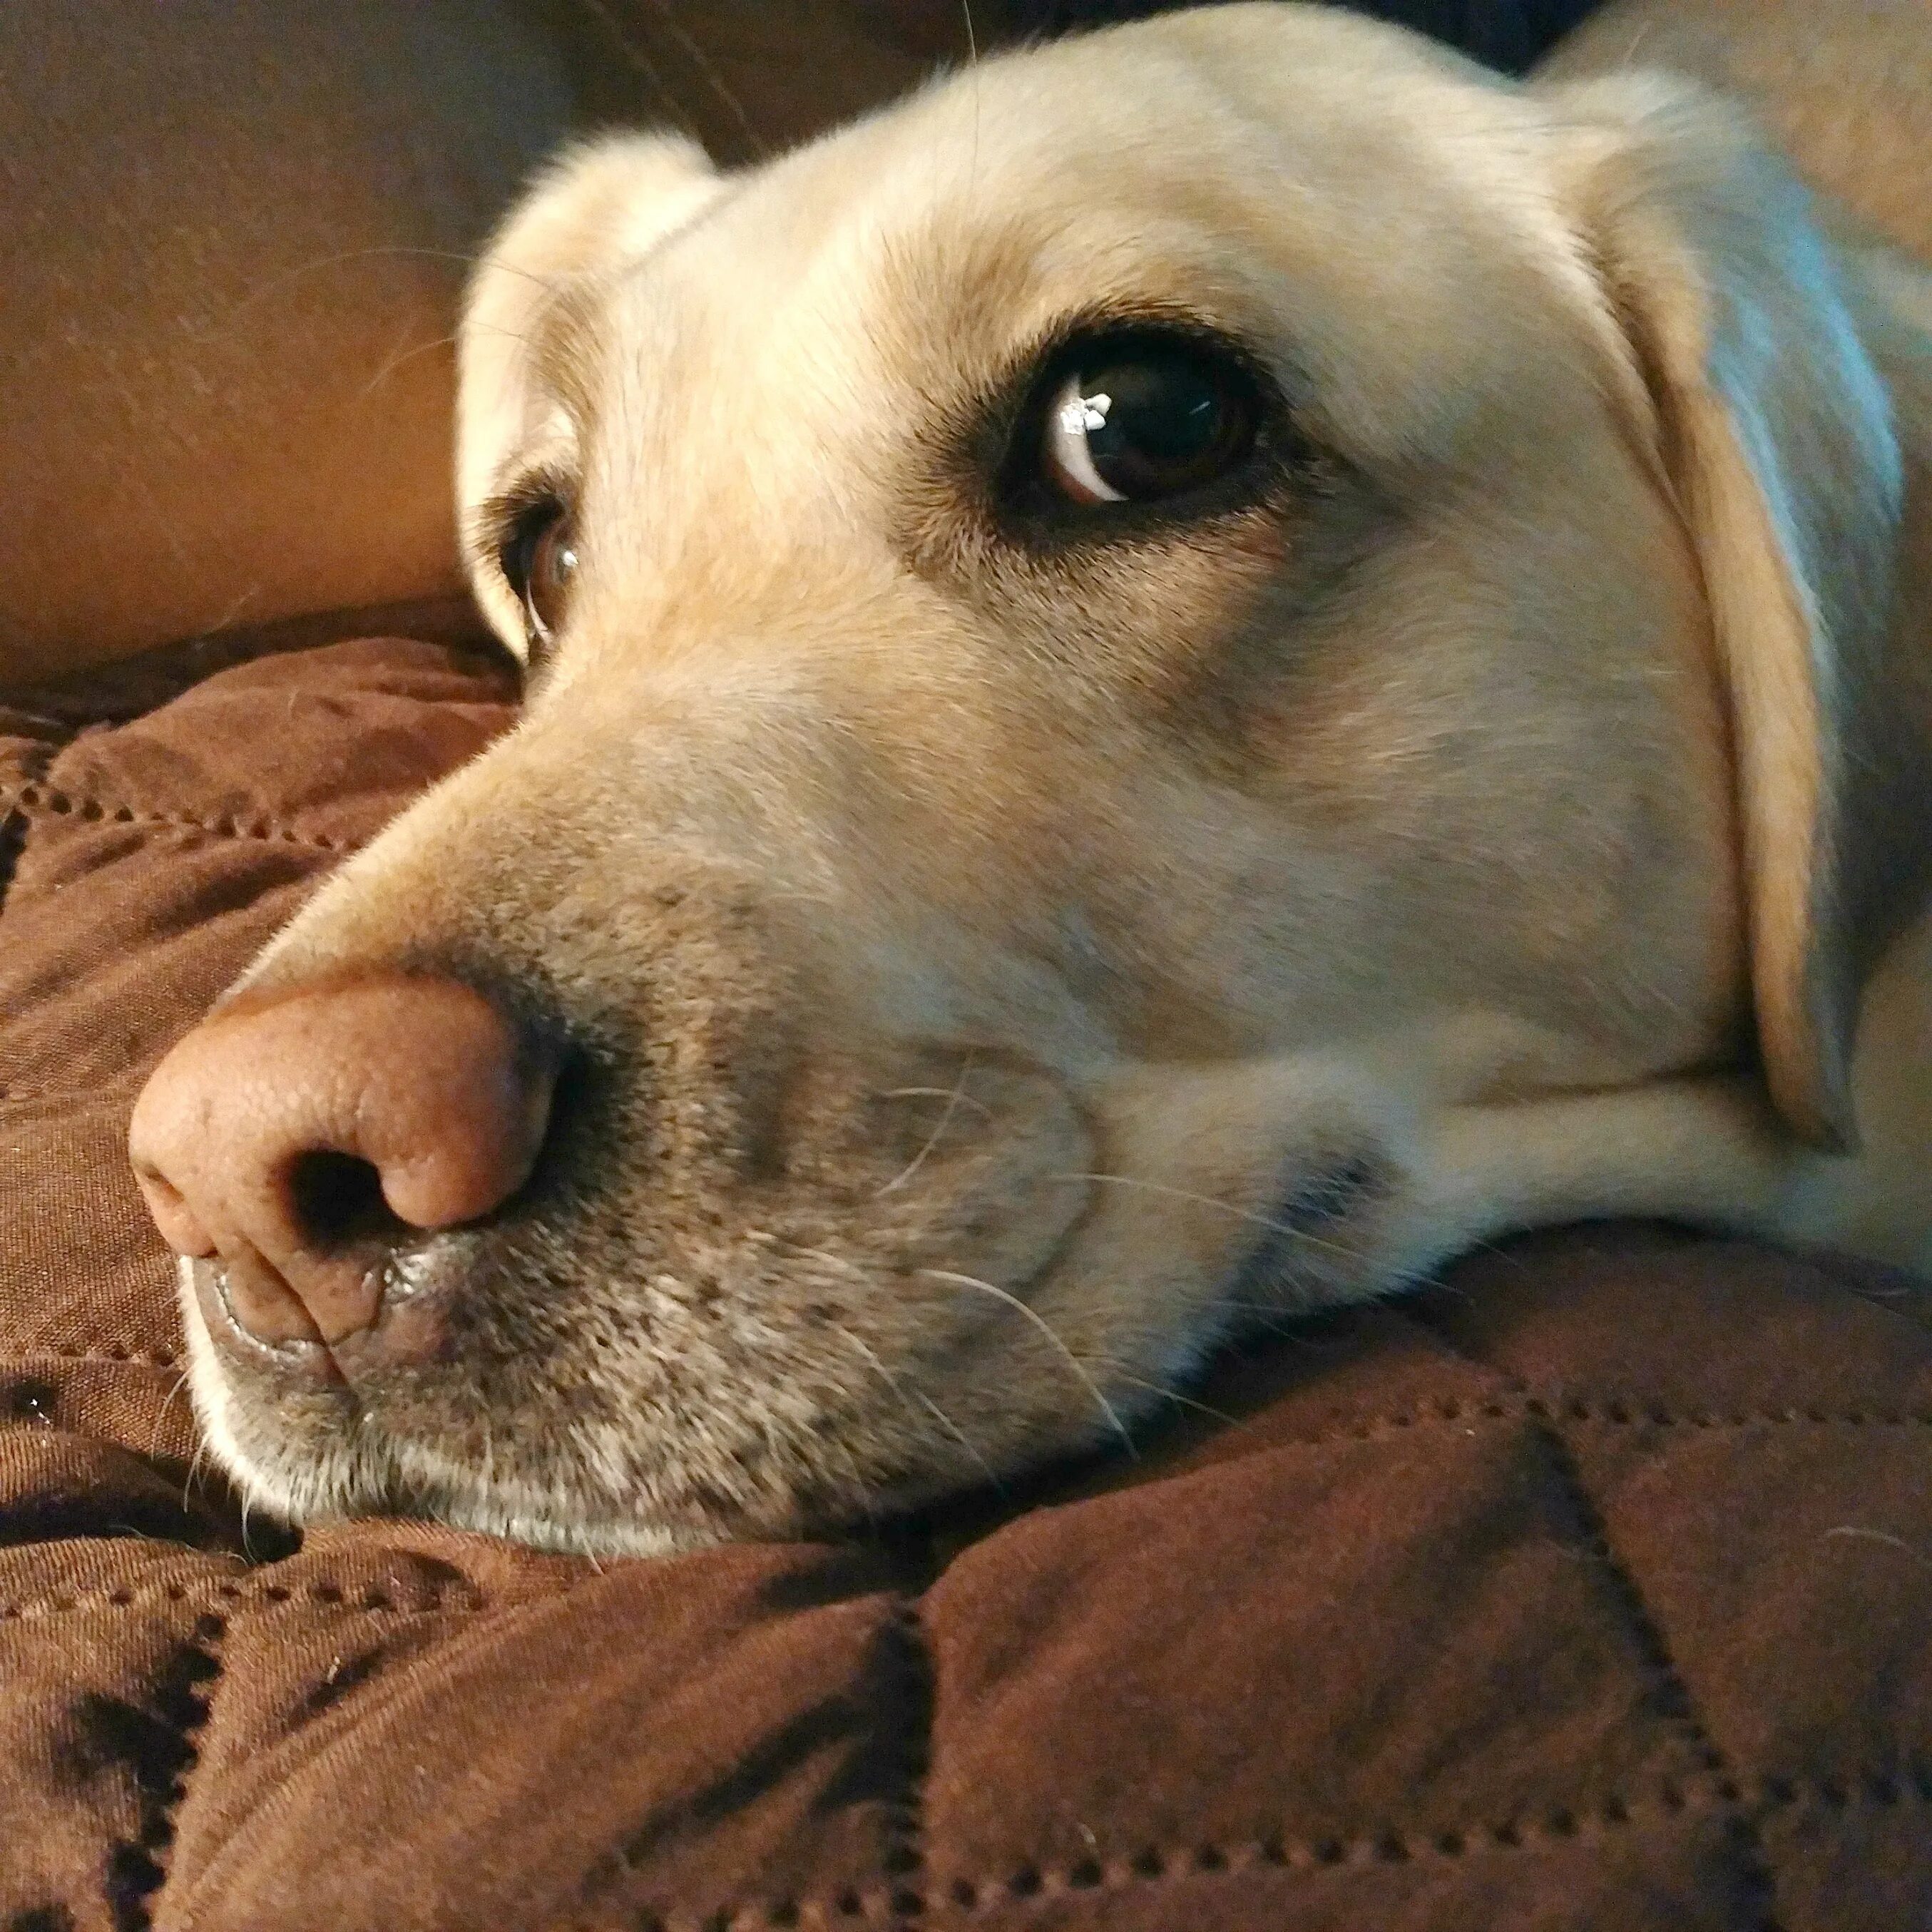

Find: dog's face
[173,4,1908,1553]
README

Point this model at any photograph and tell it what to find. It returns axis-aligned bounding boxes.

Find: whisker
[919,1266,1134,1458]
[963,0,981,199]
[567,0,706,148]
[636,0,768,159]
[357,330,459,401]
[875,1056,976,1195]
[148,1367,193,1464]
[830,1322,1004,1493]
[1096,1369,1240,1428]
[182,1434,212,1511]
[207,245,563,336]
[878,1085,994,1119]
[1048,1170,1365,1262]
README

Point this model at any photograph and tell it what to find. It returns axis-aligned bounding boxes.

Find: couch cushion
[0,0,994,683]
[3,631,1928,1930]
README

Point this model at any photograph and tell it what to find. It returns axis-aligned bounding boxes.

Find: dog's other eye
[499,498,578,653]
[1036,338,1260,508]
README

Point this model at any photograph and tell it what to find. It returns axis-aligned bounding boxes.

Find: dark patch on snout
[1229,1150,1391,1312]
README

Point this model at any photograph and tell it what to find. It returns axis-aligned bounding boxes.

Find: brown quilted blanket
[3,629,1929,1930]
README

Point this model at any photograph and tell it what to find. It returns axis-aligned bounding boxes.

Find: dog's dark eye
[1033,337,1260,508]
[499,498,578,654]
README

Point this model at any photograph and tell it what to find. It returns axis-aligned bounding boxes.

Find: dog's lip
[188,1247,456,1386]
[188,1255,342,1383]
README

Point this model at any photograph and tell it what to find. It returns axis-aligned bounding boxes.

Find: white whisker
[1098,1369,1240,1428]
[919,1267,1133,1457]
[875,1056,976,1195]
[148,1366,193,1464]
[1048,1170,1365,1262]
[831,1321,1005,1493]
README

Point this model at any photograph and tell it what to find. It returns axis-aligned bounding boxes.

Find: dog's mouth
[176,1043,1098,1548]
[180,1087,1396,1555]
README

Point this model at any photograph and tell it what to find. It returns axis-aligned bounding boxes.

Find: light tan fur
[178,1,1932,1555]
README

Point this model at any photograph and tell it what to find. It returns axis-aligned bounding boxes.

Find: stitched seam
[1535,1424,1728,1769]
[0,804,31,920]
[2,1085,145,1103]
[0,782,349,851]
[0,1576,486,1622]
[0,743,56,921]
[1312,1395,1932,1433]
[99,1609,225,1932]
[1537,1419,1781,1926]
[0,1065,148,1104]
[4,1371,1928,1419]
[599,1768,1932,1928]
[1401,1307,1787,1928]
[930,1769,1931,1917]
[140,1611,227,1928]
[886,1598,933,1928]
[0,1349,180,1366]
[592,1596,937,1930]
[12,1592,1920,1915]
[944,1772,1932,1912]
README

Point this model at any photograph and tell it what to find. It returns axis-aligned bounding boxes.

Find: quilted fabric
[1,630,1928,1930]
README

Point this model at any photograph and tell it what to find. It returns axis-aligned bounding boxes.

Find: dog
[131,0,1932,1556]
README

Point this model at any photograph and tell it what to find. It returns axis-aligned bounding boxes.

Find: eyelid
[470,466,576,585]
[995,305,1277,423]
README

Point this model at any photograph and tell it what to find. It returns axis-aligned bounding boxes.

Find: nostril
[285,1150,407,1252]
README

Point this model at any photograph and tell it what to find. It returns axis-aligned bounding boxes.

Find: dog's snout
[129,973,556,1354]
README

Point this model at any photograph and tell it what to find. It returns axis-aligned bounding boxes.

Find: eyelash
[475,476,576,670]
[476,476,571,583]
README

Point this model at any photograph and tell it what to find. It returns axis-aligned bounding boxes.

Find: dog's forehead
[563,7,1597,489]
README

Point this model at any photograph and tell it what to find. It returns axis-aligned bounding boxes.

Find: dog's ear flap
[458,134,722,639]
[1549,74,1906,1148]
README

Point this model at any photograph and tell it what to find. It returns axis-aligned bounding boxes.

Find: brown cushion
[4,630,1929,1928]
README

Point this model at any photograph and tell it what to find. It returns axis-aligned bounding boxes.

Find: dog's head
[132,4,1913,1553]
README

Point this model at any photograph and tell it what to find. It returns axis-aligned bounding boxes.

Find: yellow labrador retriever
[131,1,1932,1555]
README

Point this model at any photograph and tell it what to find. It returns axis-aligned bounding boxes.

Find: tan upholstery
[0,1,992,681]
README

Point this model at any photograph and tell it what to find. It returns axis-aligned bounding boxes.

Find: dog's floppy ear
[458,133,722,643]
[1549,74,1907,1148]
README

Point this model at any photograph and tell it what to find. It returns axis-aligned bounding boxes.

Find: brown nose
[129,973,556,1353]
